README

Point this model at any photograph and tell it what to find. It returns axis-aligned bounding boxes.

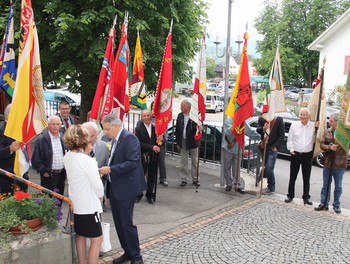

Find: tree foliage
[254,0,350,87]
[0,0,208,119]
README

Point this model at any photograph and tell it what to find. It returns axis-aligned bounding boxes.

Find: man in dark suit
[175,99,201,187]
[257,114,285,195]
[57,101,77,136]
[99,113,146,264]
[0,104,20,194]
[135,109,160,204]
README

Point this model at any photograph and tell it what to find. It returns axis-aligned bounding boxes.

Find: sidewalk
[28,155,350,263]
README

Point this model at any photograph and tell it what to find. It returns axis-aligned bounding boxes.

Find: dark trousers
[158,145,167,182]
[110,196,141,260]
[142,159,158,200]
[40,171,66,201]
[287,151,313,199]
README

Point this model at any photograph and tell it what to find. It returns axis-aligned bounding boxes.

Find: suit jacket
[0,121,15,191]
[108,129,146,201]
[257,116,285,151]
[135,120,158,160]
[94,139,110,168]
[57,113,77,136]
[31,130,66,174]
[175,113,199,150]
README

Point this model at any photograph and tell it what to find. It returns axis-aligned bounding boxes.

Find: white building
[308,8,350,99]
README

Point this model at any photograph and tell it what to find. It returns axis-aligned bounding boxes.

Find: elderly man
[99,114,145,264]
[135,109,160,204]
[315,113,348,214]
[285,108,316,205]
[32,116,66,197]
[82,121,110,211]
[175,99,202,187]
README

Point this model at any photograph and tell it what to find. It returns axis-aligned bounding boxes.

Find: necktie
[64,118,69,129]
[90,150,95,157]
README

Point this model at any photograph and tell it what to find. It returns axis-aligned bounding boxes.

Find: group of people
[257,107,347,214]
[1,97,348,264]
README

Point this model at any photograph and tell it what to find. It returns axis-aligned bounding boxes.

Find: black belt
[294,151,312,155]
[51,169,64,173]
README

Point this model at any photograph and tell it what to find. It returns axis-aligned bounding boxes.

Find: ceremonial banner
[190,34,206,140]
[111,13,130,121]
[262,46,286,121]
[335,68,350,152]
[153,24,173,137]
[130,32,147,109]
[90,16,117,122]
[0,1,16,97]
[225,32,254,148]
[5,0,47,175]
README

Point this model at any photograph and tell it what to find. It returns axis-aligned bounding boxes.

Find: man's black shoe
[131,259,144,264]
[112,253,132,264]
[192,181,200,187]
[314,204,328,211]
[284,197,293,203]
[159,181,168,187]
[180,181,187,187]
[225,185,232,192]
[334,206,341,214]
[135,196,142,203]
[148,198,155,205]
[304,199,313,206]
[236,188,246,194]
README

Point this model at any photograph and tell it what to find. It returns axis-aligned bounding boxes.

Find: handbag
[100,221,112,253]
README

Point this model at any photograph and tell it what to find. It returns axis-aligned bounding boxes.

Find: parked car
[44,90,81,118]
[165,123,260,169]
[254,102,297,118]
[205,93,224,112]
[246,116,350,168]
[284,85,299,97]
[287,88,313,102]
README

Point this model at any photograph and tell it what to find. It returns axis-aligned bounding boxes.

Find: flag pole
[235,146,241,192]
[259,134,268,196]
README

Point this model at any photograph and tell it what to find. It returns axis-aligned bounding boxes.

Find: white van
[205,93,224,112]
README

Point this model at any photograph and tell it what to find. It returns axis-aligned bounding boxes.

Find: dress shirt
[287,120,315,153]
[183,114,189,139]
[49,132,64,169]
[144,122,152,138]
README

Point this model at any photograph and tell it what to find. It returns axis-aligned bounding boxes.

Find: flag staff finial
[112,14,117,27]
[169,18,174,33]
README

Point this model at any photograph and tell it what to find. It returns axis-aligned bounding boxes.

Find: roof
[308,8,350,51]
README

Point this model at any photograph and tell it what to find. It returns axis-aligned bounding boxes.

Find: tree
[206,58,216,79]
[0,0,208,119]
[254,0,350,86]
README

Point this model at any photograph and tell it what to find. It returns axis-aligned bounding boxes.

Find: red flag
[153,29,173,137]
[190,35,206,140]
[111,14,130,121]
[90,17,117,121]
[229,32,254,148]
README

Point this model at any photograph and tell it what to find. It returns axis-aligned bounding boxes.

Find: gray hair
[182,99,191,108]
[82,121,99,133]
[102,113,122,126]
[48,115,61,124]
[330,113,339,122]
[299,107,310,116]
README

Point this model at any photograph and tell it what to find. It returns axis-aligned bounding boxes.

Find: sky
[205,0,266,44]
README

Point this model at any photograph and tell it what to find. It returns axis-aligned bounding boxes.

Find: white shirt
[287,120,315,153]
[49,131,64,170]
[63,151,104,214]
[144,122,152,138]
[183,114,189,139]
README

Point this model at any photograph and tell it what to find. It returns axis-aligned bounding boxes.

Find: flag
[190,34,206,140]
[111,13,130,121]
[90,16,117,122]
[153,25,173,138]
[0,2,16,97]
[335,68,350,153]
[225,32,254,149]
[262,46,286,121]
[307,67,326,157]
[5,0,47,175]
[130,32,147,110]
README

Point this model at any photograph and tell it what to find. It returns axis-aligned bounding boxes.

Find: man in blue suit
[99,114,146,264]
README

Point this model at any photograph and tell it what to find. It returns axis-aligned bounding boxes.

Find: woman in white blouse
[63,125,104,264]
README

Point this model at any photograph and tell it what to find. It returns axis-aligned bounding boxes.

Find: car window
[44,92,53,101]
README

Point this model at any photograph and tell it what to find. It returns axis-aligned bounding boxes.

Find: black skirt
[74,212,102,238]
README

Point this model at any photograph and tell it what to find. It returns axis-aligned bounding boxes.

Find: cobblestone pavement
[100,197,350,264]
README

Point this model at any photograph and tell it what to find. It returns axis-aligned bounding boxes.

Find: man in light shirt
[285,108,316,205]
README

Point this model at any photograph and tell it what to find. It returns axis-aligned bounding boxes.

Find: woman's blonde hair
[64,124,89,151]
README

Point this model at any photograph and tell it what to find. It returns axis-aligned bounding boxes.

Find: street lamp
[213,0,243,186]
